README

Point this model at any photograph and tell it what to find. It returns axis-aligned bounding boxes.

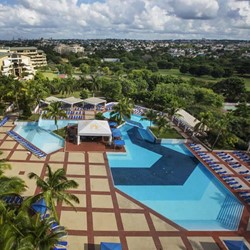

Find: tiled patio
[1,123,250,250]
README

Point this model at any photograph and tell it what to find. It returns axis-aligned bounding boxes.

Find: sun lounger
[239,170,249,175]
[217,171,227,175]
[231,185,242,190]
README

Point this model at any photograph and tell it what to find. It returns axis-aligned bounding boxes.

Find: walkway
[0,122,250,249]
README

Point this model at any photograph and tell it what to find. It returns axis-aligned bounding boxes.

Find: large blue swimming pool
[107,120,243,231]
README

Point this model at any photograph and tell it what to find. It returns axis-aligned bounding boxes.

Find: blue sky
[0,0,249,40]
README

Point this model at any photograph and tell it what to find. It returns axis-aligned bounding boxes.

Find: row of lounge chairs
[238,191,250,205]
[189,143,247,192]
[0,116,9,127]
[1,195,23,206]
[233,151,250,164]
[7,130,47,158]
[66,115,83,120]
[216,152,250,175]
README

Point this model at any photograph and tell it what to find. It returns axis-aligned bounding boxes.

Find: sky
[0,0,249,40]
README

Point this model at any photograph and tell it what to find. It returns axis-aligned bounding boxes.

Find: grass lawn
[159,69,250,90]
[40,71,58,80]
[150,126,183,139]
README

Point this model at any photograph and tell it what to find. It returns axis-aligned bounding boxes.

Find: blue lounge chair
[232,185,242,190]
[227,181,238,185]
[217,171,227,175]
[113,140,125,148]
[239,170,249,175]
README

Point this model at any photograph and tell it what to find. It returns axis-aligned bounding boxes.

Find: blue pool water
[107,117,243,231]
[38,119,77,131]
[14,122,65,154]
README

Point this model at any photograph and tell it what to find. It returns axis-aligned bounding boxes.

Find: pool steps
[216,195,243,230]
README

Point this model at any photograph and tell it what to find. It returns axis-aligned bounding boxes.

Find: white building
[0,52,35,80]
[54,44,84,54]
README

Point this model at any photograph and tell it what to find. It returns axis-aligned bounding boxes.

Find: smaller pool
[14,123,64,154]
[103,112,151,129]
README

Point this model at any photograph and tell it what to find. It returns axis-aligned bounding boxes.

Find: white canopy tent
[42,96,61,104]
[77,120,112,145]
[83,97,106,110]
[61,97,84,108]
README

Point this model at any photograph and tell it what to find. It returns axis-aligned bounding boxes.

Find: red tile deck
[1,123,250,250]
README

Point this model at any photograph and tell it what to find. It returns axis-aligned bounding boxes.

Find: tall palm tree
[164,99,183,122]
[110,97,134,124]
[28,165,79,222]
[44,102,67,131]
[140,109,157,127]
[194,111,214,135]
[155,114,170,137]
[211,112,236,150]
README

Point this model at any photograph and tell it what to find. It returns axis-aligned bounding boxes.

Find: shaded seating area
[83,97,106,111]
[7,130,47,158]
[0,116,9,127]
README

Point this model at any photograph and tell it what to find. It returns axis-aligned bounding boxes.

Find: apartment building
[0,52,35,80]
[9,47,47,68]
[54,43,84,54]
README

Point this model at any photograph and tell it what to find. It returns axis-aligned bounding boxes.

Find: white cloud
[171,0,219,19]
[0,0,248,40]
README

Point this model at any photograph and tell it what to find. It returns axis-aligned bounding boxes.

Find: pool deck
[1,122,250,250]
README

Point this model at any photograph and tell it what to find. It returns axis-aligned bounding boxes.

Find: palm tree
[0,200,66,250]
[155,114,170,137]
[44,102,67,131]
[193,111,214,135]
[211,112,236,150]
[140,109,157,127]
[59,78,75,96]
[110,97,134,124]
[164,99,182,122]
[28,165,79,222]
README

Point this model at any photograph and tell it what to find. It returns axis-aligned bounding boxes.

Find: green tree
[110,97,134,124]
[194,111,214,135]
[140,109,157,127]
[28,165,79,222]
[212,77,246,102]
[211,112,238,150]
[44,102,67,131]
[0,201,66,250]
[155,114,170,137]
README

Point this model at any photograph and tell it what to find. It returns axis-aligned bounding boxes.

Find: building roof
[10,47,37,51]
[44,96,61,103]
[83,97,106,106]
[61,96,83,105]
[78,120,111,137]
[176,109,200,128]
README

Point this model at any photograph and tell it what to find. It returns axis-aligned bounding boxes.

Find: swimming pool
[14,122,65,154]
[107,118,243,231]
